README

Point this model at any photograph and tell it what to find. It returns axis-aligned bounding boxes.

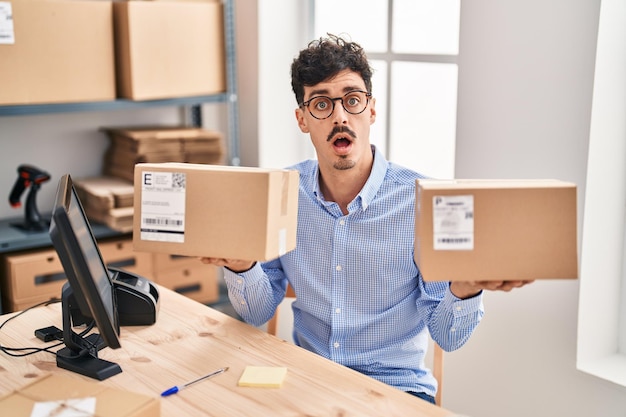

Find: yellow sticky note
[237,366,288,388]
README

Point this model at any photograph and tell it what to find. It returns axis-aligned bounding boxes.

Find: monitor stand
[56,346,121,380]
[56,285,122,380]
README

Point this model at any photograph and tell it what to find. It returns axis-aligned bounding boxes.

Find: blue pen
[161,367,229,397]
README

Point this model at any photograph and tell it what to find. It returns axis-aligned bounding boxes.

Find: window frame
[311,0,459,178]
[576,0,626,387]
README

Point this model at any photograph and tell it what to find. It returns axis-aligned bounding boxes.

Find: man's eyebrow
[306,85,366,100]
[342,85,365,94]
[306,88,330,98]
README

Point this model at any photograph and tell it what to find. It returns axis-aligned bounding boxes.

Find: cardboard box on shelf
[74,177,135,232]
[102,126,224,154]
[98,238,154,278]
[0,374,160,417]
[0,238,153,313]
[75,177,135,211]
[152,253,201,271]
[154,263,219,305]
[133,163,299,261]
[1,248,68,306]
[3,296,53,314]
[415,179,578,282]
[91,207,134,233]
[113,1,226,100]
[102,126,225,182]
[150,254,219,304]
[0,0,115,105]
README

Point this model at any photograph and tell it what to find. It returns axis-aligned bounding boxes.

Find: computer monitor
[49,174,122,380]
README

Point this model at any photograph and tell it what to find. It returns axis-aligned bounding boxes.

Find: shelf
[0,215,127,254]
[0,0,239,164]
[0,0,240,317]
[0,94,230,117]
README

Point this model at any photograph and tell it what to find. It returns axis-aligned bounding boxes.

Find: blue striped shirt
[223,146,484,396]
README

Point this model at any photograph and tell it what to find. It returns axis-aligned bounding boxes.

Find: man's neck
[318,157,374,215]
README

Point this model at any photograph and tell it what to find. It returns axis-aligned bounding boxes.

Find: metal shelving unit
[0,94,229,116]
[0,0,240,313]
[0,0,240,166]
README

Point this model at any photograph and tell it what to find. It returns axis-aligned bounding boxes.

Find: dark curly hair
[291,34,373,106]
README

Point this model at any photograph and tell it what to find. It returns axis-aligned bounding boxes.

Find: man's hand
[450,280,535,299]
[199,257,255,273]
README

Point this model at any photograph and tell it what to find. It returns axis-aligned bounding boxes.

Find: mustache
[327,126,357,142]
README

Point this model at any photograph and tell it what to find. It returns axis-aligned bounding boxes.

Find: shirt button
[240,300,246,305]
[335,308,341,314]
[237,279,243,285]
[455,306,462,311]
[333,342,340,348]
[339,219,345,226]
[336,265,342,271]
[450,327,456,332]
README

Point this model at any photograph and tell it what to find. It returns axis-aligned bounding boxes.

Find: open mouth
[333,137,352,148]
[327,127,356,154]
[331,136,353,155]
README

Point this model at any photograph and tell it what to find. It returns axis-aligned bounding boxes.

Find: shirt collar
[312,145,388,212]
[358,145,388,211]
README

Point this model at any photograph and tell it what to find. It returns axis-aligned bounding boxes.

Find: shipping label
[140,171,186,243]
[432,195,474,250]
[0,2,15,45]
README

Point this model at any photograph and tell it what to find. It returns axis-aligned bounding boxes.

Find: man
[202,34,532,404]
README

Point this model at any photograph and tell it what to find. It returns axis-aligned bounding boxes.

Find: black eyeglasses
[299,90,372,120]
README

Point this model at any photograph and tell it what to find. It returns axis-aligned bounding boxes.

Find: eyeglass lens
[306,91,369,119]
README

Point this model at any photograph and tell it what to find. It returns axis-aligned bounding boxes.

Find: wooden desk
[0,286,457,416]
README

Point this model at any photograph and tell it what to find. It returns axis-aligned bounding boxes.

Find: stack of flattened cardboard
[101,126,225,182]
[74,176,135,232]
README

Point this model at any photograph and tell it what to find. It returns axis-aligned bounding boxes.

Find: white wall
[447,1,626,416]
[578,0,626,387]
[232,0,259,167]
[234,0,314,169]
[0,108,182,220]
[254,0,315,168]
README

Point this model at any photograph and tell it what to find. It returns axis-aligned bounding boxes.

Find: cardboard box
[1,238,153,312]
[2,248,68,305]
[415,179,578,281]
[152,253,202,271]
[75,177,135,211]
[4,296,56,314]
[74,176,135,232]
[0,0,115,105]
[102,126,226,182]
[98,238,154,278]
[113,1,226,100]
[154,263,219,304]
[102,126,225,156]
[133,163,299,261]
[151,254,218,304]
[0,374,159,417]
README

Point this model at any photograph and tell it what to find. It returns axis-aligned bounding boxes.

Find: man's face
[295,69,376,172]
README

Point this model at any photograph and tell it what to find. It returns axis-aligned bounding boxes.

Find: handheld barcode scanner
[9,164,51,231]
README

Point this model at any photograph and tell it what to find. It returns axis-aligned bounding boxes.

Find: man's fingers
[474,280,535,292]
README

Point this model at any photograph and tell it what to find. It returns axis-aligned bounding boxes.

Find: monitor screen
[49,174,121,350]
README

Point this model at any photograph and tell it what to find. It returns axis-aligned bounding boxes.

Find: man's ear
[295,108,310,133]
[369,97,377,125]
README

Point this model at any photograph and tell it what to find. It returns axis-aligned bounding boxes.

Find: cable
[0,297,105,360]
[55,321,99,360]
[0,298,64,357]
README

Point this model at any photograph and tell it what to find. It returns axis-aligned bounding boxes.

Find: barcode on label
[144,218,183,226]
[437,238,471,244]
